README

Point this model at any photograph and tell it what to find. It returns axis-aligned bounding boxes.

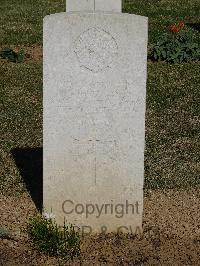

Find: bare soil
[1,189,200,265]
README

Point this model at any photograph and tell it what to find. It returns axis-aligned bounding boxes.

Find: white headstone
[44,10,148,234]
[67,0,122,12]
[67,0,94,12]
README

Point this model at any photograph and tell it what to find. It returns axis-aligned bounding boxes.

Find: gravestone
[67,0,122,12]
[43,0,148,234]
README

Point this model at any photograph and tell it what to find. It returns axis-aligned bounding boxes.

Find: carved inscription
[74,27,118,72]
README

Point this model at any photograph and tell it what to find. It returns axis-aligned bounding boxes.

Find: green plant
[151,23,200,63]
[28,215,81,260]
[0,227,10,238]
[0,48,25,63]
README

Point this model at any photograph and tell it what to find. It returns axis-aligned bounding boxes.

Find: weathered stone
[67,0,122,12]
[67,0,94,12]
[43,12,148,233]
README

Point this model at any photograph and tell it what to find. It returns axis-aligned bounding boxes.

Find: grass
[0,0,199,45]
[123,0,200,46]
[0,1,199,194]
[145,62,200,189]
[0,0,65,45]
[28,215,80,260]
[0,64,42,194]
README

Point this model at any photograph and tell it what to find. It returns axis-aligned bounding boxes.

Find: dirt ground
[0,189,200,265]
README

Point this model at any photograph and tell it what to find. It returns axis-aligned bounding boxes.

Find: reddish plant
[170,21,185,33]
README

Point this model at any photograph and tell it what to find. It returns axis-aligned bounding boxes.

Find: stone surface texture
[43,12,148,233]
[67,0,122,12]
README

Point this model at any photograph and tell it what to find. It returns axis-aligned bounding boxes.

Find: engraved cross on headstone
[73,116,118,185]
[87,137,116,185]
[67,0,122,13]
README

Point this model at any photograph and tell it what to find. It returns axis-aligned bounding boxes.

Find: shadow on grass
[187,23,200,32]
[11,147,43,212]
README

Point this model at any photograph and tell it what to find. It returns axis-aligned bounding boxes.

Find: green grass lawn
[0,0,65,45]
[145,62,200,189]
[0,64,42,194]
[0,0,199,45]
[123,0,200,45]
[0,0,199,195]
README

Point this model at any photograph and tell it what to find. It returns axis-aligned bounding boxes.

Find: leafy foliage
[0,227,10,238]
[0,48,25,63]
[151,31,200,63]
[28,215,81,260]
